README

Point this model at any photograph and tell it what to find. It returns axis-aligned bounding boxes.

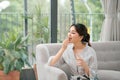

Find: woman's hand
[76,58,86,67]
[62,38,70,49]
[76,56,90,76]
[50,38,70,66]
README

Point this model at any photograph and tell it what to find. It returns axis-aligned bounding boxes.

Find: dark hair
[70,23,91,46]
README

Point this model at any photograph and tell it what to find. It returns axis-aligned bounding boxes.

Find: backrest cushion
[44,41,120,71]
[44,43,61,56]
[91,41,120,71]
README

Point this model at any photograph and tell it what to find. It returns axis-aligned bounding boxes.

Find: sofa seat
[98,70,120,80]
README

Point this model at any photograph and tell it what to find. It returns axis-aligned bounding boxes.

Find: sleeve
[88,49,98,80]
[47,56,65,68]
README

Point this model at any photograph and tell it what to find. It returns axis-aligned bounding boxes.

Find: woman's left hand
[76,57,90,76]
[76,57,86,68]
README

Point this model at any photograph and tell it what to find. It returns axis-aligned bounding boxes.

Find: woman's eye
[71,32,75,34]
[68,31,76,34]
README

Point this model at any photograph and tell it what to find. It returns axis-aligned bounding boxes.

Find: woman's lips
[69,38,72,41]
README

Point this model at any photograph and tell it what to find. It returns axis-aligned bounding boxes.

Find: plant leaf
[15,59,24,71]
[11,51,21,59]
[0,49,5,56]
[10,61,15,71]
[14,34,22,48]
[6,42,14,50]
[21,35,29,44]
[0,56,4,63]
[0,42,5,48]
[2,57,11,74]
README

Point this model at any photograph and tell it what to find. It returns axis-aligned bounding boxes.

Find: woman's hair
[70,23,91,46]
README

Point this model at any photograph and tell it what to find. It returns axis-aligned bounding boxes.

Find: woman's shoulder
[86,46,96,54]
[63,43,73,55]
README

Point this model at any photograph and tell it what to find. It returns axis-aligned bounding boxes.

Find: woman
[48,23,98,80]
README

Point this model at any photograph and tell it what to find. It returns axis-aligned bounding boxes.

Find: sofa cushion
[98,70,120,80]
[92,41,120,71]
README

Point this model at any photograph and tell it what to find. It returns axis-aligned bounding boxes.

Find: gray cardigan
[48,44,97,80]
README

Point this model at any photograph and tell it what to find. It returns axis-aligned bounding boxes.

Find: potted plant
[0,32,31,80]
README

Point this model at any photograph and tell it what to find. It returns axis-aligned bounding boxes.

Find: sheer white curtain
[100,0,120,41]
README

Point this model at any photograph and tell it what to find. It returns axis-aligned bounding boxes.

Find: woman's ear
[79,35,83,41]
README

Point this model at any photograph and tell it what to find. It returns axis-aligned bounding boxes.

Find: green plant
[0,32,31,74]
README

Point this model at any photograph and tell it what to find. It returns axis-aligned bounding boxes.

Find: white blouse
[48,43,97,80]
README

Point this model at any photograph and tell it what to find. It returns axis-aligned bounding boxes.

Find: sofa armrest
[36,63,68,80]
[36,44,68,80]
[36,44,49,64]
[45,65,68,80]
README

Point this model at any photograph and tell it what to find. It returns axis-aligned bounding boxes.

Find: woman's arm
[49,38,70,66]
[49,47,66,66]
[89,53,97,79]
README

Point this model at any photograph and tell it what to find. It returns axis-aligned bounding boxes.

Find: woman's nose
[68,32,71,36]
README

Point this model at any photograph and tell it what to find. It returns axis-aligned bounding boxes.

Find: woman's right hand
[49,38,70,66]
[62,38,70,49]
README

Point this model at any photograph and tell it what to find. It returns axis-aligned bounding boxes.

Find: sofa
[36,41,120,80]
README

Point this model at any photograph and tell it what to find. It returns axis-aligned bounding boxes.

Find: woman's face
[68,26,83,43]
